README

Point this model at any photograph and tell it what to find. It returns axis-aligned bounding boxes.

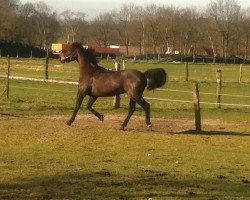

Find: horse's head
[60,42,98,66]
[60,43,79,63]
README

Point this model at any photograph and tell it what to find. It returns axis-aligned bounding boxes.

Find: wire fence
[1,58,250,132]
[1,75,250,108]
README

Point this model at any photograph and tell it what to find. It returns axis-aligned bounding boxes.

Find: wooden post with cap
[1,55,10,98]
[193,82,201,132]
[185,62,189,82]
[45,50,49,80]
[239,64,243,83]
[114,62,121,108]
[216,69,222,109]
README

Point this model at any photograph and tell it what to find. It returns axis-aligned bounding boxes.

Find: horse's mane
[72,42,99,66]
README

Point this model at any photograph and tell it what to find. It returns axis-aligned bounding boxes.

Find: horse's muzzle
[61,57,71,63]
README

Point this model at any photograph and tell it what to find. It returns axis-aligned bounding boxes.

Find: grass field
[1,57,250,82]
[0,57,250,199]
[0,115,249,199]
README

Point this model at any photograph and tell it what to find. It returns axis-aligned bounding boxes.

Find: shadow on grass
[181,130,250,137]
[0,171,249,199]
[0,112,28,118]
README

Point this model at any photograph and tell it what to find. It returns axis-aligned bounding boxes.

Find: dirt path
[31,114,249,134]
[1,113,249,133]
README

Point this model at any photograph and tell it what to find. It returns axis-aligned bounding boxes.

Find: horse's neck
[78,54,103,81]
[77,51,93,80]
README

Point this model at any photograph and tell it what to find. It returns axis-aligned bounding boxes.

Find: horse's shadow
[125,127,250,137]
[114,113,250,137]
[171,130,250,137]
[0,112,27,118]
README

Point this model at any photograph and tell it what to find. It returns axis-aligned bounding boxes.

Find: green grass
[0,117,249,199]
[0,117,250,199]
[0,57,249,124]
[1,57,250,82]
[0,78,249,123]
[0,58,249,199]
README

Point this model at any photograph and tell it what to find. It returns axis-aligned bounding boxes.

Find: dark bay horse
[60,42,167,130]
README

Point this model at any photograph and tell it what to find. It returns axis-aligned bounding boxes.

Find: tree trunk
[125,38,129,56]
[209,35,216,63]
[244,35,249,61]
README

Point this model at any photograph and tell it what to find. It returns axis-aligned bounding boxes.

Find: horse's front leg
[120,98,136,130]
[67,90,86,126]
[87,96,104,121]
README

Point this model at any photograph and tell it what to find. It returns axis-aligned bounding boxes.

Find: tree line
[0,0,250,60]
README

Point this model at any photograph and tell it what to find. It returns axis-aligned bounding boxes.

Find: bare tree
[90,12,116,46]
[34,2,60,49]
[144,4,161,54]
[116,4,136,55]
[241,8,250,61]
[0,0,19,40]
[207,0,241,59]
[61,10,86,43]
[179,8,201,56]
[157,7,171,54]
[0,0,250,60]
[167,7,181,54]
[18,2,38,45]
[130,6,146,55]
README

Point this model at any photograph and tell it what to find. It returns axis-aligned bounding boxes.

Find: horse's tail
[144,68,167,90]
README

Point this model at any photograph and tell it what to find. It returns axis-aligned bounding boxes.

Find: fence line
[144,97,250,107]
[2,75,249,98]
[0,75,78,85]
[157,88,193,93]
[157,88,250,98]
[1,72,250,107]
[7,73,77,80]
[0,85,76,93]
[1,82,250,108]
[144,97,193,104]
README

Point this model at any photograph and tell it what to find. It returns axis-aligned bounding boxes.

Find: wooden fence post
[114,62,121,108]
[239,64,243,83]
[193,82,201,132]
[30,50,33,59]
[122,60,126,70]
[6,55,10,98]
[216,69,222,109]
[192,54,196,63]
[213,55,216,64]
[45,55,49,80]
[16,49,19,58]
[134,55,137,62]
[2,55,11,98]
[185,62,189,82]
[158,53,160,62]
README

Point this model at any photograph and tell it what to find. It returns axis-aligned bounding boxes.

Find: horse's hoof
[99,115,104,122]
[147,124,153,131]
[66,120,73,126]
[120,125,126,131]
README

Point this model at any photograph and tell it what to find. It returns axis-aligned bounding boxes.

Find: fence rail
[1,74,250,108]
[0,75,78,85]
[156,88,250,98]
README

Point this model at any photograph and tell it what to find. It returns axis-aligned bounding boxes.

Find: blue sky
[20,0,250,19]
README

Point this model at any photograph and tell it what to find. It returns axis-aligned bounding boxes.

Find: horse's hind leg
[87,96,104,121]
[135,96,152,130]
[67,90,86,126]
[120,98,136,130]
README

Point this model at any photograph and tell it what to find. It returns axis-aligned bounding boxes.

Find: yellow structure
[51,43,71,54]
